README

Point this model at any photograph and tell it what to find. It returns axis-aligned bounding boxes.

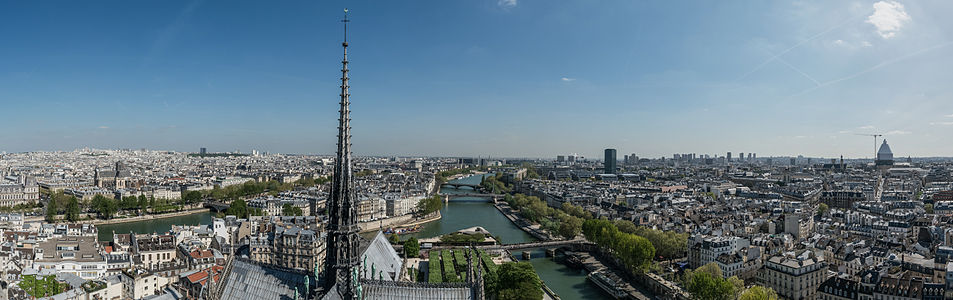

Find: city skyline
[4,3,953,299]
[2,1,953,158]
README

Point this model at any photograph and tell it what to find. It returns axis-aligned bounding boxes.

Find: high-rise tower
[323,9,361,299]
[604,149,617,174]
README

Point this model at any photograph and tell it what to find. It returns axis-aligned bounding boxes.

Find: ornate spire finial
[325,8,361,299]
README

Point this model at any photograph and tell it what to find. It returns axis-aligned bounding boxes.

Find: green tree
[282,203,303,216]
[45,198,57,223]
[739,286,778,300]
[728,276,745,299]
[613,219,638,233]
[183,190,202,204]
[694,262,724,278]
[388,234,400,244]
[631,226,688,259]
[91,195,118,219]
[561,202,592,219]
[210,185,225,200]
[817,203,829,216]
[483,263,499,297]
[225,199,248,218]
[137,195,148,209]
[558,216,583,239]
[496,262,542,300]
[248,207,264,217]
[686,271,735,300]
[65,197,80,222]
[403,237,420,258]
[925,203,934,214]
[417,195,443,215]
[582,218,655,271]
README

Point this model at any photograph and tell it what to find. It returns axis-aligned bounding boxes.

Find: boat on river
[587,270,627,299]
[383,224,421,235]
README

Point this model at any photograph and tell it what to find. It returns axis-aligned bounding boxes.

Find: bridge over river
[204,200,230,212]
[439,182,484,190]
[441,193,503,203]
[494,238,591,251]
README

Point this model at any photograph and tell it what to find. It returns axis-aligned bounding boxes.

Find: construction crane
[854,133,883,160]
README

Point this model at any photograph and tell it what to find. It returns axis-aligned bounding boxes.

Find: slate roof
[220,259,311,300]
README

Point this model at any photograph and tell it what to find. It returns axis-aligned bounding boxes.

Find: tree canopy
[816,203,829,216]
[582,218,655,272]
[282,203,303,216]
[403,237,420,258]
[91,195,119,219]
[417,195,443,215]
[495,262,542,300]
[65,197,80,222]
[683,262,740,300]
[686,272,735,300]
[739,286,778,300]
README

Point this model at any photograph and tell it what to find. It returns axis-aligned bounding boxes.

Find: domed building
[876,140,894,166]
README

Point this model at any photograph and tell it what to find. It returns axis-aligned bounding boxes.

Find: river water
[407,174,611,300]
[96,174,609,299]
[97,211,212,241]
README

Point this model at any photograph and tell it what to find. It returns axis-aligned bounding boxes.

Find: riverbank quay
[565,250,683,300]
[358,211,442,233]
[494,202,553,240]
[72,208,210,226]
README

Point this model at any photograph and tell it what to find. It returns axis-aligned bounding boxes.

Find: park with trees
[423,248,542,300]
[682,262,778,300]
[40,176,330,222]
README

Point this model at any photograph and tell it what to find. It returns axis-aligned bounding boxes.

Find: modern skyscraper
[323,11,361,299]
[604,149,617,174]
[200,147,207,155]
[727,152,732,162]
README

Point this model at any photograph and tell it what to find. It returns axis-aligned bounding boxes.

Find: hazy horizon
[2,1,952,158]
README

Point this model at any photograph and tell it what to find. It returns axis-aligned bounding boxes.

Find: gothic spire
[323,8,361,299]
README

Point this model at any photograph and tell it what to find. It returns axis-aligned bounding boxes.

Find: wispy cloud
[775,56,820,86]
[98,126,110,129]
[867,1,910,39]
[498,0,517,8]
[792,41,953,96]
[886,130,911,135]
[945,113,953,118]
[930,122,953,126]
[143,0,204,66]
[832,39,873,49]
[859,125,875,130]
[736,14,863,81]
[560,77,576,82]
[838,130,852,134]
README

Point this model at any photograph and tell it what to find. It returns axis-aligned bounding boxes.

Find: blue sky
[1,1,952,159]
